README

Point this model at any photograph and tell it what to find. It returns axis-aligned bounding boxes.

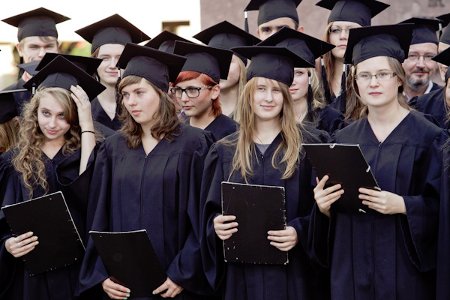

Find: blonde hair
[230,57,248,122]
[230,77,302,181]
[12,87,80,197]
[118,76,180,149]
[322,23,339,98]
[0,117,20,153]
[309,68,326,110]
[349,56,409,119]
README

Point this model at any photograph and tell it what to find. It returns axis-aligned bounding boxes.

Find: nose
[108,57,118,69]
[368,75,380,86]
[179,90,190,102]
[265,91,274,102]
[37,47,46,59]
[339,29,349,39]
[48,116,57,128]
[416,56,426,67]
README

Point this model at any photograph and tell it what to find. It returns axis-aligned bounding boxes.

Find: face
[96,44,124,86]
[402,43,438,89]
[220,55,241,90]
[121,78,160,127]
[328,21,361,59]
[289,68,308,102]
[253,77,284,122]
[355,56,401,109]
[257,17,301,40]
[17,36,59,63]
[174,78,219,119]
[37,94,70,143]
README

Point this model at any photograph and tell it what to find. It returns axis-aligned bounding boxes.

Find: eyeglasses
[328,27,357,35]
[170,86,212,98]
[406,54,435,62]
[355,71,397,83]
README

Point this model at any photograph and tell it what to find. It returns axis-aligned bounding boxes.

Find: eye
[57,113,66,120]
[257,86,266,91]
[408,54,419,60]
[121,92,129,99]
[330,28,342,34]
[357,73,370,80]
[41,110,50,117]
[260,27,271,33]
[294,70,304,76]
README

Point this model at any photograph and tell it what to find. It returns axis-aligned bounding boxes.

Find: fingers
[153,278,183,298]
[214,215,238,240]
[268,227,297,251]
[70,85,90,107]
[313,175,329,191]
[5,232,39,258]
[102,278,130,299]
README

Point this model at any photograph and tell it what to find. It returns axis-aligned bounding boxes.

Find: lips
[368,92,382,96]
[131,110,141,116]
[46,129,59,135]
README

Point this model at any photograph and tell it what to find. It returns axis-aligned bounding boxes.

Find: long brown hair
[12,87,81,197]
[322,23,339,98]
[174,71,222,117]
[230,77,302,181]
[118,76,180,148]
[0,117,20,153]
[348,57,409,119]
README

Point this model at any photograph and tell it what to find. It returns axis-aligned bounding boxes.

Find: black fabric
[245,0,302,25]
[413,87,449,129]
[91,98,122,131]
[400,17,441,45]
[204,114,238,142]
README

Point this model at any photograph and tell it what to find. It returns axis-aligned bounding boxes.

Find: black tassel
[244,11,249,33]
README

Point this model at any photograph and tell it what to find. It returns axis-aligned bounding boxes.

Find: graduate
[78,43,213,299]
[315,0,389,113]
[172,41,238,142]
[193,20,260,119]
[0,55,105,300]
[1,7,69,111]
[257,26,346,134]
[200,45,326,300]
[310,24,447,299]
[76,14,150,131]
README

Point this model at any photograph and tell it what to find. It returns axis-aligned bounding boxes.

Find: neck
[220,86,239,116]
[97,84,117,104]
[254,118,281,144]
[41,138,65,158]
[367,100,408,126]
[293,97,308,122]
[403,81,429,100]
[189,108,216,129]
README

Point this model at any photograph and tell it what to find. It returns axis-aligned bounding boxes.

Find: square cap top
[17,61,39,76]
[432,47,450,81]
[36,53,102,76]
[144,30,191,53]
[437,13,450,45]
[399,17,441,45]
[0,89,27,123]
[245,0,302,26]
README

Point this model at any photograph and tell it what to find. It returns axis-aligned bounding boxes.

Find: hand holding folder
[303,144,380,214]
[1,191,85,275]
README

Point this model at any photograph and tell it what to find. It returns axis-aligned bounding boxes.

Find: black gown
[78,124,214,299]
[412,88,449,129]
[436,140,450,300]
[200,129,327,300]
[0,147,96,300]
[204,114,238,142]
[309,111,447,300]
[91,98,122,131]
[2,79,32,114]
[305,105,346,135]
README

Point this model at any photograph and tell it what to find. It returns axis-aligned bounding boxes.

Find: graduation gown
[200,129,325,300]
[309,111,446,300]
[78,124,213,299]
[436,141,450,300]
[204,114,238,142]
[2,79,32,114]
[91,97,122,131]
[0,147,95,300]
[413,88,449,129]
[305,106,346,135]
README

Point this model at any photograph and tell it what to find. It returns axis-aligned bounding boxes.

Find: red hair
[174,71,222,117]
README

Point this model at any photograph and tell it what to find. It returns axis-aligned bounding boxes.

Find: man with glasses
[400,17,442,102]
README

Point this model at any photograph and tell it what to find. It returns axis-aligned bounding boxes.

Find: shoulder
[300,124,331,143]
[408,111,447,141]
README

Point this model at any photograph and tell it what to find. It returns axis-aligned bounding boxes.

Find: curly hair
[118,76,180,149]
[0,117,20,153]
[12,87,81,197]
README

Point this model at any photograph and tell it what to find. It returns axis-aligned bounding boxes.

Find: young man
[244,0,303,40]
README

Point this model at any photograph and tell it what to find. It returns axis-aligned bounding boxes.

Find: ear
[210,84,220,100]
[16,43,23,57]
[297,26,305,33]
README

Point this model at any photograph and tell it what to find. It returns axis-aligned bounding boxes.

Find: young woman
[0,55,104,300]
[311,24,447,299]
[173,42,238,142]
[316,0,389,112]
[78,43,213,299]
[75,14,150,130]
[193,21,260,119]
[200,46,325,299]
[258,27,346,134]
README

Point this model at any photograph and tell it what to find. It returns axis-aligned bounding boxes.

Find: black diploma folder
[90,230,166,297]
[221,181,288,265]
[1,191,85,275]
[303,143,380,213]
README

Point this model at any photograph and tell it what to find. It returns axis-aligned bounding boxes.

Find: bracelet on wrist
[81,130,95,135]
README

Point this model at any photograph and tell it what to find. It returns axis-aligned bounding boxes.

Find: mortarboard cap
[399,17,441,45]
[432,47,450,81]
[257,26,334,66]
[36,53,102,76]
[245,0,302,26]
[0,89,27,123]
[24,56,106,100]
[17,61,39,77]
[173,41,233,82]
[75,14,150,54]
[193,21,261,64]
[144,30,191,53]
[316,0,389,27]
[344,24,413,65]
[437,13,450,45]
[2,7,69,41]
[232,45,313,86]
[116,43,186,92]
